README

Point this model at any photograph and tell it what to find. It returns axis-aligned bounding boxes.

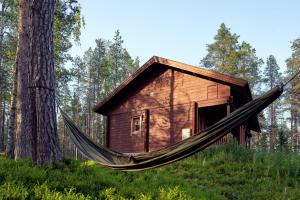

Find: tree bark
[291,96,298,151]
[0,100,5,152]
[29,0,62,164]
[5,67,18,158]
[269,104,276,152]
[14,0,32,159]
[0,3,6,153]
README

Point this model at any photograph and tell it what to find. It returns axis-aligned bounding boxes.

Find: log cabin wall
[107,68,231,153]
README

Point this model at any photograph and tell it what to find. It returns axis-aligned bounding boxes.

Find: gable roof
[93,56,260,132]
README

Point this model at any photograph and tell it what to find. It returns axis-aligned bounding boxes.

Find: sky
[70,0,300,73]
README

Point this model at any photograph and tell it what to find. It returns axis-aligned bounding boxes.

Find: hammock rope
[56,69,300,171]
[283,70,300,87]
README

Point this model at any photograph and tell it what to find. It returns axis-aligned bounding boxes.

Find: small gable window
[132,116,141,134]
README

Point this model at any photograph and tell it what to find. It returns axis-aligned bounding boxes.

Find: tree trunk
[0,3,5,153]
[15,0,32,159]
[5,67,18,158]
[269,104,276,152]
[29,0,62,164]
[62,123,66,156]
[291,97,298,151]
[71,99,79,159]
[0,100,5,152]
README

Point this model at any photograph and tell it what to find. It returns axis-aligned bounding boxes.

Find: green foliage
[285,37,300,151]
[54,0,85,90]
[0,0,18,98]
[201,23,240,75]
[286,38,300,77]
[264,55,281,88]
[276,123,290,151]
[0,182,29,199]
[34,184,91,200]
[262,55,283,151]
[285,37,300,98]
[107,30,139,88]
[1,144,300,199]
[201,23,263,92]
[60,30,140,150]
[158,187,194,200]
[237,41,263,91]
[0,0,84,95]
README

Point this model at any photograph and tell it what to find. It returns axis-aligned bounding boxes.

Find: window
[181,128,191,140]
[132,116,141,134]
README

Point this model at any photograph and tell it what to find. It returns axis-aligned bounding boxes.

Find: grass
[0,144,300,199]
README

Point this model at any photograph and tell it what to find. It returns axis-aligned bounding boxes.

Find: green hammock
[60,85,283,171]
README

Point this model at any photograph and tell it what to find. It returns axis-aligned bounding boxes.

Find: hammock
[59,84,285,171]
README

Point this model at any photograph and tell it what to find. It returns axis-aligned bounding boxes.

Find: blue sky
[70,0,300,72]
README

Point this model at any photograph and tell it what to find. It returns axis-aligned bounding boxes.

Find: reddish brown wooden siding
[93,56,248,114]
[108,69,231,152]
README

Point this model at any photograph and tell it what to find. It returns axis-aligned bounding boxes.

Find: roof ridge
[152,56,248,86]
[93,56,249,114]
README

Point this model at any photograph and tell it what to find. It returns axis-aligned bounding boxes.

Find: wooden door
[131,109,150,153]
[198,110,206,133]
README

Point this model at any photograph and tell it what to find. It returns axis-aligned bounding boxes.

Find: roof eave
[93,56,250,115]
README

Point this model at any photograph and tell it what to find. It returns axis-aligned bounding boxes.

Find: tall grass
[0,144,300,199]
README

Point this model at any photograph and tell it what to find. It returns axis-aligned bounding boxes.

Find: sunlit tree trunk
[0,3,5,153]
[0,100,4,152]
[270,103,276,151]
[15,0,32,159]
[291,96,298,151]
[29,0,62,164]
[6,67,17,158]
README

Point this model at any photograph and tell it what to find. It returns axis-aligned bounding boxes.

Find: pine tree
[84,39,108,143]
[57,84,71,157]
[201,23,263,94]
[0,0,18,153]
[29,0,62,164]
[15,0,32,159]
[276,123,289,152]
[237,41,263,92]
[286,38,300,152]
[257,113,269,151]
[5,64,17,158]
[123,50,140,77]
[0,1,6,152]
[69,32,139,148]
[109,30,126,88]
[201,23,240,75]
[54,0,83,96]
[263,55,281,152]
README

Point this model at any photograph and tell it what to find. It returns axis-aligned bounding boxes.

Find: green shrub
[33,183,91,200]
[0,144,300,200]
[0,182,29,200]
[158,186,194,200]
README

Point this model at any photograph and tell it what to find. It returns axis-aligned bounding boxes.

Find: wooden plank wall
[108,69,231,153]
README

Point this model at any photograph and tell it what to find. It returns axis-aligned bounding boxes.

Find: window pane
[132,117,141,132]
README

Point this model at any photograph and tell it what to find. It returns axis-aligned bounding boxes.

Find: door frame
[144,109,150,152]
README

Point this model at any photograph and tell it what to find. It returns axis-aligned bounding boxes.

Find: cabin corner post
[144,109,150,152]
[192,102,198,135]
[245,127,250,148]
[239,125,246,146]
[105,115,110,148]
[225,97,232,143]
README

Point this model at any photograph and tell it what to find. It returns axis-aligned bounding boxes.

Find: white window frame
[131,115,142,135]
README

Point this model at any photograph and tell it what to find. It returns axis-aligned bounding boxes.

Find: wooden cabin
[93,56,260,153]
